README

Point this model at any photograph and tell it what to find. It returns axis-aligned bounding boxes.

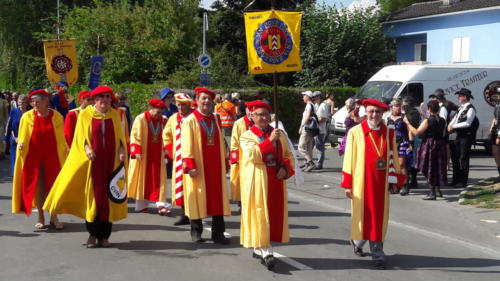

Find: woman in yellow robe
[44,85,128,248]
[12,89,68,230]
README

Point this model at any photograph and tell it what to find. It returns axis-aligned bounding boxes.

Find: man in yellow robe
[239,100,295,270]
[341,99,405,270]
[44,85,128,248]
[181,87,231,244]
[163,93,193,225]
[229,106,253,207]
[128,99,168,214]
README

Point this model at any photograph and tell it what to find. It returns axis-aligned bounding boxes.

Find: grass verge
[460,177,500,209]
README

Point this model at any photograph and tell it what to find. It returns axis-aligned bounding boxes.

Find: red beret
[90,85,114,97]
[77,90,91,101]
[194,86,215,99]
[245,100,272,112]
[361,99,389,111]
[148,98,167,109]
[28,89,50,98]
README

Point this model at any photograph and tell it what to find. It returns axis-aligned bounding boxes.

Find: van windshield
[355,81,403,103]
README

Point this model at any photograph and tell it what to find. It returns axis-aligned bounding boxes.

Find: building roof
[384,0,500,22]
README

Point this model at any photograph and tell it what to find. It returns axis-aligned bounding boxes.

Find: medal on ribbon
[369,130,386,170]
[200,118,215,146]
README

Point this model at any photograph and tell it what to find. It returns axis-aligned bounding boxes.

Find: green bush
[65,83,357,140]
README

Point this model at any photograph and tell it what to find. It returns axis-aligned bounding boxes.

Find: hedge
[66,84,358,140]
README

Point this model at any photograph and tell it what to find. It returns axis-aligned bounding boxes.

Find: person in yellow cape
[12,89,68,230]
[128,98,169,215]
[182,87,231,244]
[239,100,295,270]
[163,93,193,225]
[340,99,405,270]
[43,85,128,248]
[229,104,253,209]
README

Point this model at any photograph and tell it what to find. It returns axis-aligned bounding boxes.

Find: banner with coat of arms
[244,10,302,75]
[43,39,79,86]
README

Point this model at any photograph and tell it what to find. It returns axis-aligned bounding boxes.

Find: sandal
[86,236,97,248]
[34,222,45,230]
[50,221,64,230]
[158,207,171,216]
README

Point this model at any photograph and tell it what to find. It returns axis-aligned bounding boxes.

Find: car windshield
[355,81,403,103]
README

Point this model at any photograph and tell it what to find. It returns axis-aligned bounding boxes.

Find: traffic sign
[198,54,212,68]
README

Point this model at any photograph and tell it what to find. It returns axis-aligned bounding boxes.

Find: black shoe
[262,255,276,270]
[173,215,190,226]
[252,252,261,259]
[436,190,443,198]
[423,192,436,200]
[399,185,409,196]
[350,240,365,257]
[449,180,459,187]
[212,236,230,245]
[373,260,386,270]
[191,232,205,243]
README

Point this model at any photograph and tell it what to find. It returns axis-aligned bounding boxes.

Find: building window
[452,37,470,63]
[414,43,427,61]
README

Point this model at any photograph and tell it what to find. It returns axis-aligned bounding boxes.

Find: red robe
[90,118,116,221]
[64,108,80,146]
[129,111,166,202]
[250,126,294,241]
[21,111,62,214]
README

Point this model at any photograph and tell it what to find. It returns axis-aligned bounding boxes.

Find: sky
[201,0,358,10]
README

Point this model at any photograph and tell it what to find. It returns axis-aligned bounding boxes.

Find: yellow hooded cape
[43,106,128,222]
[12,109,68,214]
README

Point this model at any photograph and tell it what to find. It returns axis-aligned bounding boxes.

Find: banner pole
[273,71,279,129]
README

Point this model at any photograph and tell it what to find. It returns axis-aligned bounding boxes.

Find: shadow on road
[288,210,349,218]
[0,230,40,237]
[271,254,500,274]
[113,238,243,253]
[219,220,319,230]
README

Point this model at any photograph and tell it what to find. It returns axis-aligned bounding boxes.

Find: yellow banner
[244,10,302,75]
[43,39,79,86]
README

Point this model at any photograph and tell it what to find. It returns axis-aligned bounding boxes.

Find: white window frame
[452,37,470,63]
[414,43,427,61]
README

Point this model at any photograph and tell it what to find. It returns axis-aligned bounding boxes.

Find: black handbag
[304,104,320,136]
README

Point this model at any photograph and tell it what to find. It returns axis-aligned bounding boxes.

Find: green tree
[63,0,200,84]
[0,0,93,90]
[294,5,394,87]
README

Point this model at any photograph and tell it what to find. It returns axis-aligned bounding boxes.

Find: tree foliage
[63,0,200,84]
[294,5,394,87]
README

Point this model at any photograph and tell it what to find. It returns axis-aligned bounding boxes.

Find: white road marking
[479,219,498,223]
[274,252,313,270]
[288,189,500,259]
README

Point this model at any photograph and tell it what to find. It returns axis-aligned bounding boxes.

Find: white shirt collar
[367,121,381,131]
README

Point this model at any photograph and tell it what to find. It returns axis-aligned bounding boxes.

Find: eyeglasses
[96,94,112,99]
[253,113,270,117]
[366,110,383,114]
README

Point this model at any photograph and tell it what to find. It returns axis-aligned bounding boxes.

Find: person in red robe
[64,90,94,146]
[12,89,68,230]
[128,99,169,215]
[181,87,231,244]
[341,99,405,270]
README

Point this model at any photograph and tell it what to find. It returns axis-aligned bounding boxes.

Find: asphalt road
[0,146,499,281]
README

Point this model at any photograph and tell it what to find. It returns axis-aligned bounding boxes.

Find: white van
[329,64,500,147]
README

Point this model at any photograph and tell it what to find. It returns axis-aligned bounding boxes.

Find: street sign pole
[200,12,210,86]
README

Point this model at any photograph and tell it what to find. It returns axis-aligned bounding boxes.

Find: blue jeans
[314,133,325,168]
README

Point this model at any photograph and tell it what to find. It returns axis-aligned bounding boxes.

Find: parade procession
[1,1,500,281]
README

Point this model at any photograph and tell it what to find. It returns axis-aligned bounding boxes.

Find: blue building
[383,0,500,64]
